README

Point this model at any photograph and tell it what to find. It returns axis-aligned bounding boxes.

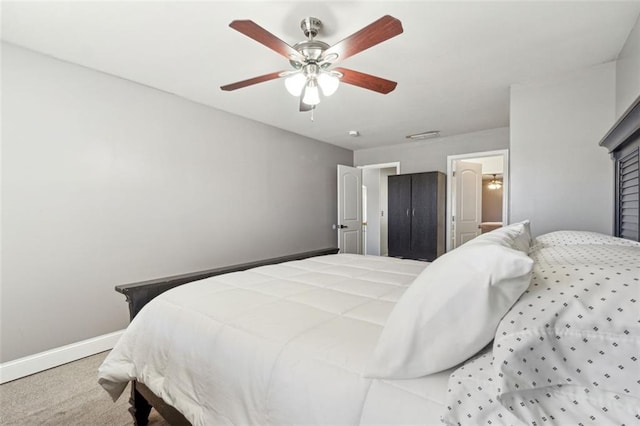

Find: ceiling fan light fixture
[222,15,403,113]
[302,80,321,106]
[318,72,340,96]
[285,72,307,96]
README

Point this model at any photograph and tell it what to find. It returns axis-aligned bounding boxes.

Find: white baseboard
[0,330,124,384]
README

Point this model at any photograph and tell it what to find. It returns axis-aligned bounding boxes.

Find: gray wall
[482,183,503,223]
[616,13,640,117]
[510,62,616,237]
[1,44,352,362]
[354,127,510,174]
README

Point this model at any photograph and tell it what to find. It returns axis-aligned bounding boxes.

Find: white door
[337,165,363,254]
[454,161,482,248]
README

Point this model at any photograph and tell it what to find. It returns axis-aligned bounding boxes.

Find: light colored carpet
[0,351,169,425]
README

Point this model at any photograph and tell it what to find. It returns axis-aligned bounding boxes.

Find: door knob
[338,224,348,229]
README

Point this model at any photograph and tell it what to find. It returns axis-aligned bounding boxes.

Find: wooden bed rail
[115,247,339,321]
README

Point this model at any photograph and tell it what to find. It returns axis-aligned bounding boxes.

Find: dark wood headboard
[599,95,640,241]
[115,247,339,321]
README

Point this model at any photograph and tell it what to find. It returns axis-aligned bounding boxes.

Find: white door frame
[446,149,509,252]
[358,162,401,173]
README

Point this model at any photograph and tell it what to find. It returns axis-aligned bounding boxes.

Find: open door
[453,161,482,248]
[446,150,509,252]
[337,165,363,254]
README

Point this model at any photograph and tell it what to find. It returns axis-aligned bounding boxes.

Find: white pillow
[505,220,531,253]
[467,220,531,253]
[365,241,533,379]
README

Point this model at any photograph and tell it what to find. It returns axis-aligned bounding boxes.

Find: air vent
[405,130,440,140]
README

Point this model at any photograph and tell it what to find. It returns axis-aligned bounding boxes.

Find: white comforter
[99,254,452,425]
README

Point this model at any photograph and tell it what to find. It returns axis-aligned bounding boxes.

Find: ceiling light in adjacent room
[488,174,502,190]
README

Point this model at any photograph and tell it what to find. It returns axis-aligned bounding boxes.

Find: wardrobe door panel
[388,174,412,257]
[410,173,437,260]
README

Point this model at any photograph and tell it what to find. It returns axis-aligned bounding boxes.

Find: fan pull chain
[310,108,315,122]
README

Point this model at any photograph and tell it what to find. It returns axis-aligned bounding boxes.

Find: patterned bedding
[443,231,640,425]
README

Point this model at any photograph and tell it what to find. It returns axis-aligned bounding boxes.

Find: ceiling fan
[220,15,403,112]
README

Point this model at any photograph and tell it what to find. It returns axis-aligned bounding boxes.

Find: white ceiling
[2,1,639,150]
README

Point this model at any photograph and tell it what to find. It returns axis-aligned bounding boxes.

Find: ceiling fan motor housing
[300,17,322,39]
[290,40,330,67]
[288,17,328,68]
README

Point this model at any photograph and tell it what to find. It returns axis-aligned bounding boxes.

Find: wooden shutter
[617,147,639,241]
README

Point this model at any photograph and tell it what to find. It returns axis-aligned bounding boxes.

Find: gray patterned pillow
[443,233,640,425]
[531,230,640,250]
[493,239,640,422]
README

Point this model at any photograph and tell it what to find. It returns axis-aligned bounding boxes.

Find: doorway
[359,162,400,256]
[446,150,509,251]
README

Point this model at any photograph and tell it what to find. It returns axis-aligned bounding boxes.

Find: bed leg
[129,381,152,426]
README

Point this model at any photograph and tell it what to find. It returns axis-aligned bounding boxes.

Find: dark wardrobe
[388,171,446,261]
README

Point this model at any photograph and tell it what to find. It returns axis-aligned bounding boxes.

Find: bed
[99,227,640,425]
[99,96,640,425]
[100,252,458,425]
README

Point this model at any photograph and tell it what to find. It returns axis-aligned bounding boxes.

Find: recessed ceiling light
[405,130,440,140]
[348,130,360,137]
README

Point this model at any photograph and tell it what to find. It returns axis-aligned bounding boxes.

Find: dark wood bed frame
[113,95,640,426]
[114,247,338,425]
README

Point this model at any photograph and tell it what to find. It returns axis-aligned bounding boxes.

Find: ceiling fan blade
[322,15,403,64]
[220,71,285,91]
[229,20,303,62]
[334,67,397,94]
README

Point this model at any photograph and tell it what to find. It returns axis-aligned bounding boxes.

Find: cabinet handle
[406,208,410,217]
[412,208,415,217]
